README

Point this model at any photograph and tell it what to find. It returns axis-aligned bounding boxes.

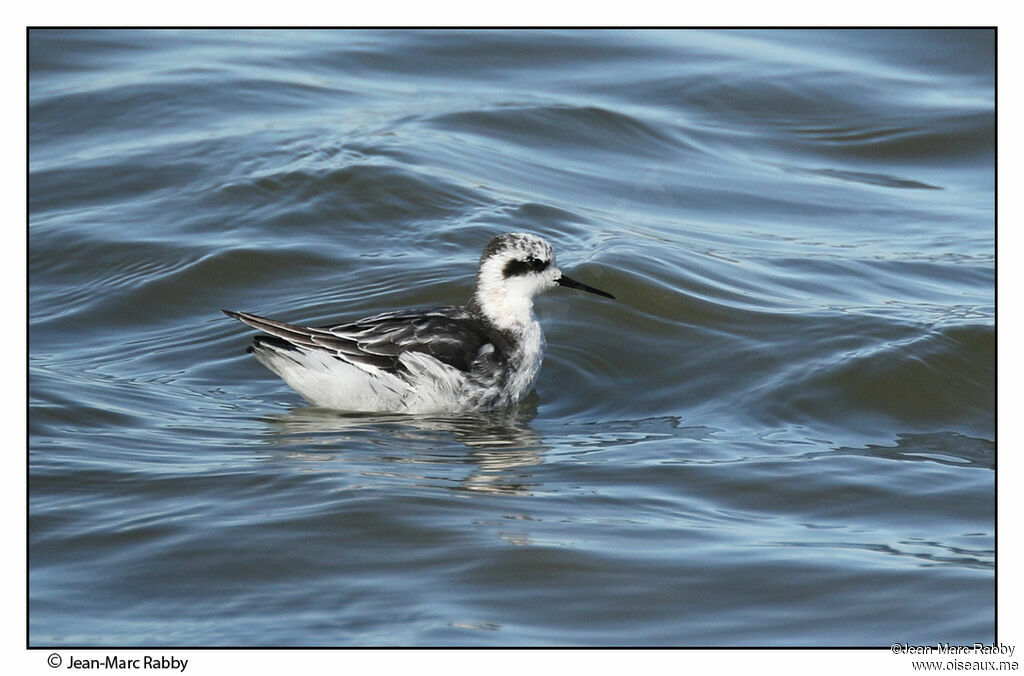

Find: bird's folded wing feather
[225,307,494,374]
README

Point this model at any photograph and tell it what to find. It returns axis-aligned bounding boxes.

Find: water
[29,28,994,647]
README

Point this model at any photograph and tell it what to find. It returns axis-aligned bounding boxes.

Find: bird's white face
[490,235,561,297]
[472,232,614,333]
[473,233,560,331]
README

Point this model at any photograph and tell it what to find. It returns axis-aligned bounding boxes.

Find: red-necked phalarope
[223,232,615,413]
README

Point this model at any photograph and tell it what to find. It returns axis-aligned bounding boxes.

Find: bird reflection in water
[254,402,546,496]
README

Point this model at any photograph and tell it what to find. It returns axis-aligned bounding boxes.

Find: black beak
[557,273,615,300]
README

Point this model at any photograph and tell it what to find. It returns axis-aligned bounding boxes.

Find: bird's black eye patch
[503,256,550,278]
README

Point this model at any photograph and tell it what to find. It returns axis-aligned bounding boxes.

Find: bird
[223,232,615,413]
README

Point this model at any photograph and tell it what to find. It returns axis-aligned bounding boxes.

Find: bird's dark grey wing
[223,309,398,370]
[324,306,497,373]
[223,307,497,374]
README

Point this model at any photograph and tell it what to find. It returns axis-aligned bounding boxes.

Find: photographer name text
[61,656,187,672]
[892,643,1015,657]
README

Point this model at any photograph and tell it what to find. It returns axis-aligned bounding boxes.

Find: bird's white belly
[254,342,510,413]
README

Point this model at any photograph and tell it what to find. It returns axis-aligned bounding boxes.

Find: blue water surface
[28,28,994,647]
